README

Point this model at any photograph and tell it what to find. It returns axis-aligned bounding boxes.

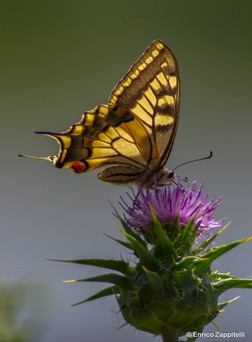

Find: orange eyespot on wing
[22,40,180,186]
[70,161,87,173]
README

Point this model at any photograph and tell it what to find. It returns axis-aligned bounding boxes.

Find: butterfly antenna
[173,151,213,172]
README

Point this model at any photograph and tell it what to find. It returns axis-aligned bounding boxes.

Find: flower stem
[161,326,179,342]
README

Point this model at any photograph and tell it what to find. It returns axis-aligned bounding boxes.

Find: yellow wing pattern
[33,40,180,185]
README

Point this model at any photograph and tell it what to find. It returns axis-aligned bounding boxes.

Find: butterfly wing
[36,103,153,183]
[34,40,180,184]
[108,40,180,175]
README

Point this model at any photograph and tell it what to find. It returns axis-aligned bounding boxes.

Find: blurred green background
[1,0,252,341]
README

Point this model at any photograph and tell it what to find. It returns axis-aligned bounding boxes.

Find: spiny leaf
[50,258,129,273]
[123,232,159,271]
[104,233,133,251]
[119,220,147,247]
[194,222,230,254]
[174,218,198,255]
[200,235,252,265]
[70,285,119,307]
[112,203,147,247]
[143,268,163,292]
[193,235,252,274]
[212,272,231,280]
[64,273,131,289]
[211,320,220,331]
[217,296,240,310]
[175,256,202,271]
[215,277,252,295]
[151,207,177,263]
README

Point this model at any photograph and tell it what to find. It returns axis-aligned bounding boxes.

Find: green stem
[161,326,179,342]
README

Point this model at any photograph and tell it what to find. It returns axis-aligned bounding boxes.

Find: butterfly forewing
[29,40,180,185]
[109,40,180,170]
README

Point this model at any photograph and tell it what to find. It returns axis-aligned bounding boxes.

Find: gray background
[1,1,252,341]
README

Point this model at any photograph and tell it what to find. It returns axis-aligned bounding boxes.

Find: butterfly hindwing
[31,40,180,185]
[40,103,153,183]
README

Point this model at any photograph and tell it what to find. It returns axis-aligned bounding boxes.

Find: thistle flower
[59,180,252,342]
[120,180,223,238]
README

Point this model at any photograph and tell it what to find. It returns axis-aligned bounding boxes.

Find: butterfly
[20,40,180,186]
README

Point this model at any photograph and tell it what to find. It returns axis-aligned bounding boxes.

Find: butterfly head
[145,167,175,187]
[158,168,175,183]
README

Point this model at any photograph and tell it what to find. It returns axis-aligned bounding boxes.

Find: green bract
[56,209,252,341]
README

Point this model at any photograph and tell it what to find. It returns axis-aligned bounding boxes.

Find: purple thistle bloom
[119,180,224,237]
